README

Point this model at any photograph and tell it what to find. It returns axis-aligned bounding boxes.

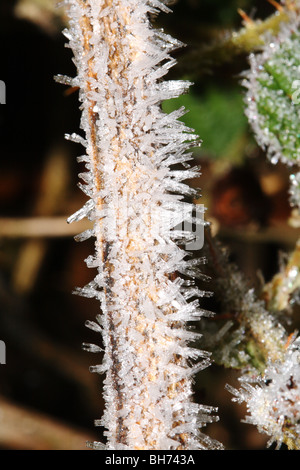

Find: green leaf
[244,26,300,166]
[162,87,248,162]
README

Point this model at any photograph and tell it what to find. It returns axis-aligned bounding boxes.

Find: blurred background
[0,0,298,450]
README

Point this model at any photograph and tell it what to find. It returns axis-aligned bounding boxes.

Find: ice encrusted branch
[59,0,221,450]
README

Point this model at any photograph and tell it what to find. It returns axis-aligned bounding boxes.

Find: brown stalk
[78,0,128,445]
[77,1,193,449]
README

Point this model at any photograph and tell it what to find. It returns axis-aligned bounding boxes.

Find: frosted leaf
[243,16,300,166]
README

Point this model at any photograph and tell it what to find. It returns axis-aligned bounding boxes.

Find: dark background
[0,0,297,449]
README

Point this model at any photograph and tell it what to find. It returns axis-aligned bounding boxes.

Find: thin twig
[0,217,91,238]
[0,395,96,450]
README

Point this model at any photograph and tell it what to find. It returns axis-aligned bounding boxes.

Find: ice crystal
[60,0,220,450]
[227,337,300,449]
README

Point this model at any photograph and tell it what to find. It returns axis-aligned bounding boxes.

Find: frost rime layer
[61,0,219,450]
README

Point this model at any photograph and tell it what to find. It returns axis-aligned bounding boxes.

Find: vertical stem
[63,0,219,450]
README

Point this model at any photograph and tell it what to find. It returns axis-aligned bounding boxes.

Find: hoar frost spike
[58,0,221,450]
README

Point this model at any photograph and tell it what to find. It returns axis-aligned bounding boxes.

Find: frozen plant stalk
[58,0,219,450]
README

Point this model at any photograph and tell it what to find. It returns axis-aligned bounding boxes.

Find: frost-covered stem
[60,0,220,450]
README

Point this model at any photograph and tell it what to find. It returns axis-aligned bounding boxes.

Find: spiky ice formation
[227,336,300,450]
[58,0,220,450]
